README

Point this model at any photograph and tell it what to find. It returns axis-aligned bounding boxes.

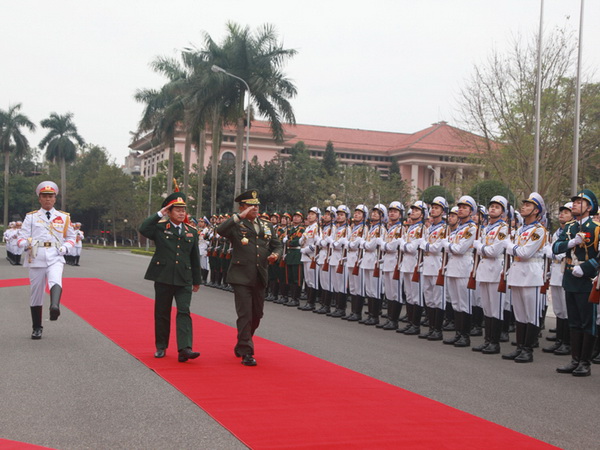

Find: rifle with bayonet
[498,204,512,293]
[540,212,552,295]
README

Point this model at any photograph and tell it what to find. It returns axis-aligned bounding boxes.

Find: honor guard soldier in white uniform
[418,197,448,340]
[299,207,321,311]
[70,222,84,266]
[378,201,405,330]
[17,181,76,340]
[542,202,572,355]
[442,196,477,347]
[343,205,368,321]
[502,192,547,363]
[4,221,18,264]
[472,196,510,354]
[398,201,428,335]
[325,205,350,317]
[314,207,337,314]
[361,204,388,326]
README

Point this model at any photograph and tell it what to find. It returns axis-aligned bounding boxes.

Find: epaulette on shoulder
[566,219,577,225]
[185,223,197,231]
[158,216,169,223]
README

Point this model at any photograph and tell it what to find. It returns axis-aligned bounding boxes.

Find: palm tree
[39,112,85,210]
[0,103,36,226]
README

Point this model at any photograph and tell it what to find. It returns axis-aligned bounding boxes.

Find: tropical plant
[0,103,36,225]
[39,112,85,210]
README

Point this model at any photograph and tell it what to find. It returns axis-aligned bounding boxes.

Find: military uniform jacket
[548,229,566,287]
[346,223,367,267]
[198,227,209,257]
[316,223,333,265]
[139,213,201,286]
[328,223,348,266]
[400,222,424,273]
[299,222,320,262]
[382,222,403,272]
[217,216,282,287]
[285,225,304,265]
[361,223,386,270]
[476,220,508,282]
[17,208,76,268]
[507,222,546,288]
[553,217,600,293]
[74,230,84,248]
[421,221,447,276]
[445,220,477,278]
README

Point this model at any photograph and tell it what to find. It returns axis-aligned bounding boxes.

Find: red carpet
[4,278,559,449]
[0,439,54,449]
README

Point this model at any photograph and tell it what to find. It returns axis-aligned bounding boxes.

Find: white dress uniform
[400,222,425,306]
[317,223,334,292]
[382,221,403,302]
[347,223,367,297]
[547,228,567,320]
[198,226,209,271]
[445,220,477,313]
[300,222,320,290]
[476,220,509,319]
[420,221,447,309]
[73,228,84,257]
[361,223,386,299]
[17,207,76,307]
[328,223,348,294]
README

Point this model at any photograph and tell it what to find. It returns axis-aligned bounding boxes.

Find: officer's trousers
[422,274,444,309]
[331,268,346,294]
[232,282,265,356]
[510,286,541,326]
[401,272,421,306]
[446,276,471,313]
[382,271,401,302]
[478,281,504,319]
[565,290,597,334]
[550,285,568,319]
[28,264,64,307]
[153,282,193,351]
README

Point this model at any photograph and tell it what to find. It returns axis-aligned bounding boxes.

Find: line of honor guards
[195,189,600,376]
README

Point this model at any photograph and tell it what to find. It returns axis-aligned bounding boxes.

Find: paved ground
[1,247,599,450]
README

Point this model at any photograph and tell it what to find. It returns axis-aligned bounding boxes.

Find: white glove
[473,240,483,252]
[504,239,514,250]
[567,234,584,249]
[338,237,349,246]
[376,237,385,247]
[333,240,341,249]
[325,236,334,245]
[282,237,288,244]
[398,238,406,248]
[544,245,553,259]
[441,240,450,250]
[58,246,68,256]
[419,241,428,251]
[572,266,584,277]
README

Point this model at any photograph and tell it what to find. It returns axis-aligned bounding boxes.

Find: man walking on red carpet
[139,191,202,363]
[217,189,282,366]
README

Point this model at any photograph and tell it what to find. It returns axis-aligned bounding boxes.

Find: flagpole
[533,0,544,192]
[571,0,585,195]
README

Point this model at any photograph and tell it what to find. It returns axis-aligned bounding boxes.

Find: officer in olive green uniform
[553,189,600,377]
[217,190,282,366]
[139,192,202,363]
[283,211,306,307]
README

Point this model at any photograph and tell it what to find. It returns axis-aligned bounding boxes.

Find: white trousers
[382,271,401,302]
[73,246,82,257]
[28,263,64,307]
[348,268,364,296]
[510,286,541,326]
[319,266,332,292]
[550,285,568,319]
[401,272,422,306]
[303,262,318,289]
[364,269,384,298]
[331,268,347,294]
[446,277,471,313]
[478,281,504,319]
[422,274,445,309]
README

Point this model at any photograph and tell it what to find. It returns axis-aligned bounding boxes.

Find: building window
[221,151,235,165]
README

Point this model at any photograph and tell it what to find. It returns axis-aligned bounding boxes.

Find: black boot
[285,284,300,307]
[543,317,564,353]
[376,298,393,328]
[470,306,483,336]
[331,292,348,318]
[482,318,502,354]
[444,311,462,345]
[418,306,435,339]
[573,332,594,377]
[364,298,381,326]
[454,312,471,347]
[15,254,22,265]
[503,322,526,360]
[428,308,445,341]
[346,295,364,321]
[382,301,400,330]
[266,280,277,301]
[49,285,62,321]
[359,297,373,324]
[298,287,316,311]
[557,329,583,373]
[314,291,331,314]
[30,306,43,340]
[554,318,572,355]
[473,316,492,352]
[515,323,538,363]
[591,335,600,365]
[275,284,289,304]
[404,304,422,335]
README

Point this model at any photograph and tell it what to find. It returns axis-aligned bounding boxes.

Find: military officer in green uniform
[283,211,306,307]
[553,189,600,377]
[139,192,202,363]
[217,189,282,366]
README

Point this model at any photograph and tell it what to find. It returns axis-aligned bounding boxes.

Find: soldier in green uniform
[139,192,202,363]
[217,190,282,366]
[266,213,281,301]
[283,211,306,307]
[274,213,291,304]
[553,189,600,377]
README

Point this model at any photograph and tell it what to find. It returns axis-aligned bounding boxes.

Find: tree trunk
[183,129,191,195]
[167,139,175,193]
[60,157,67,210]
[3,151,10,226]
[233,116,244,210]
[210,113,222,216]
[196,128,206,218]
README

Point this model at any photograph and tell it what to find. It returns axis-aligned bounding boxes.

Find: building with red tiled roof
[129,120,485,197]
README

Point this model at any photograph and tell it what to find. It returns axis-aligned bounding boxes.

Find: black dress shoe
[453,336,471,347]
[482,343,501,354]
[154,349,166,358]
[31,327,43,340]
[572,361,591,377]
[553,344,571,356]
[556,359,579,374]
[178,348,200,362]
[241,354,257,366]
[49,306,60,321]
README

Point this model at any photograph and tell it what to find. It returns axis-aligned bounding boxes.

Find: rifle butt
[467,274,476,290]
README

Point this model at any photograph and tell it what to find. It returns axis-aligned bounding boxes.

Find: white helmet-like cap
[449,206,459,215]
[489,195,508,211]
[559,202,573,212]
[354,204,368,217]
[411,200,429,219]
[36,181,59,196]
[372,203,388,222]
[457,195,477,211]
[478,204,488,216]
[337,205,351,216]
[326,206,337,215]
[514,211,523,227]
[523,192,545,217]
[309,206,321,218]
[431,196,448,213]
[388,201,405,214]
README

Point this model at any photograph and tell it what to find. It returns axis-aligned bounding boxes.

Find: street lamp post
[211,65,251,190]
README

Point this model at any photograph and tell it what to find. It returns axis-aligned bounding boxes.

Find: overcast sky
[2,0,598,165]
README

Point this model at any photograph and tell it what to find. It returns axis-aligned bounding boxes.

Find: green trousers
[154,282,193,351]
